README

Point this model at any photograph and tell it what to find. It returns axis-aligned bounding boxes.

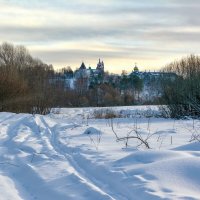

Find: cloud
[0,0,200,72]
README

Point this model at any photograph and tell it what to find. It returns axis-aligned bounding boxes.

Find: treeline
[161,55,200,118]
[0,42,145,114]
[2,42,199,117]
[0,42,57,114]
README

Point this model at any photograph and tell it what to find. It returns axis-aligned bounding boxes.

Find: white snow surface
[0,106,200,200]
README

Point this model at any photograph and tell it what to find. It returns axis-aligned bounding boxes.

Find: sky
[0,0,200,73]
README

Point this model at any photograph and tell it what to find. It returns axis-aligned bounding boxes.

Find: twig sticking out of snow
[110,118,152,149]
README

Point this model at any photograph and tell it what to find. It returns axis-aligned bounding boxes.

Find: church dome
[134,66,139,72]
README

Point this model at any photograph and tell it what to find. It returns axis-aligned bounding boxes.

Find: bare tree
[110,118,151,149]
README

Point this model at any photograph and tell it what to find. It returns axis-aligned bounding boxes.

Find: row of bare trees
[0,42,56,114]
[161,55,200,118]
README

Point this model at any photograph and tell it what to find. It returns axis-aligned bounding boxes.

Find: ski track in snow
[35,115,115,200]
[38,116,161,200]
[0,107,200,200]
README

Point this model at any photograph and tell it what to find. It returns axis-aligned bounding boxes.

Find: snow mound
[173,142,200,151]
[114,150,200,199]
[143,157,200,199]
[83,127,102,135]
[115,150,185,165]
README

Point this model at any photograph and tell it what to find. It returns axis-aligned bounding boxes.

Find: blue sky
[0,0,200,73]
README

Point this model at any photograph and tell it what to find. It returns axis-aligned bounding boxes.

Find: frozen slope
[0,107,200,200]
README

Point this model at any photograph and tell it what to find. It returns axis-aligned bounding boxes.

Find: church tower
[80,62,86,70]
[96,58,104,72]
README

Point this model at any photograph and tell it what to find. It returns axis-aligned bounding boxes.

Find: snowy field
[0,106,200,200]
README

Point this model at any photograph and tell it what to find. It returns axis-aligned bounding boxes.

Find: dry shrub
[93,108,122,119]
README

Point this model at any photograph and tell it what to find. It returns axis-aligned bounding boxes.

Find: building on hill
[127,64,177,102]
[79,62,86,70]
[75,59,104,77]
[129,65,176,80]
[74,59,105,88]
[74,62,88,79]
[50,61,177,104]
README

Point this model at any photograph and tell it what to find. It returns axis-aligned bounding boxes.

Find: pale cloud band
[0,0,199,73]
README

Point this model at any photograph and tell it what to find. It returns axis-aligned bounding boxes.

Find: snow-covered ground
[0,106,200,200]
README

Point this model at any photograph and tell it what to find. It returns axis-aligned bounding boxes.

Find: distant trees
[0,42,15,67]
[0,42,55,114]
[0,67,28,111]
[96,84,121,106]
[0,42,30,112]
[74,76,89,106]
[120,73,143,104]
[161,55,200,118]
[60,66,74,78]
[0,42,35,70]
[130,74,143,96]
